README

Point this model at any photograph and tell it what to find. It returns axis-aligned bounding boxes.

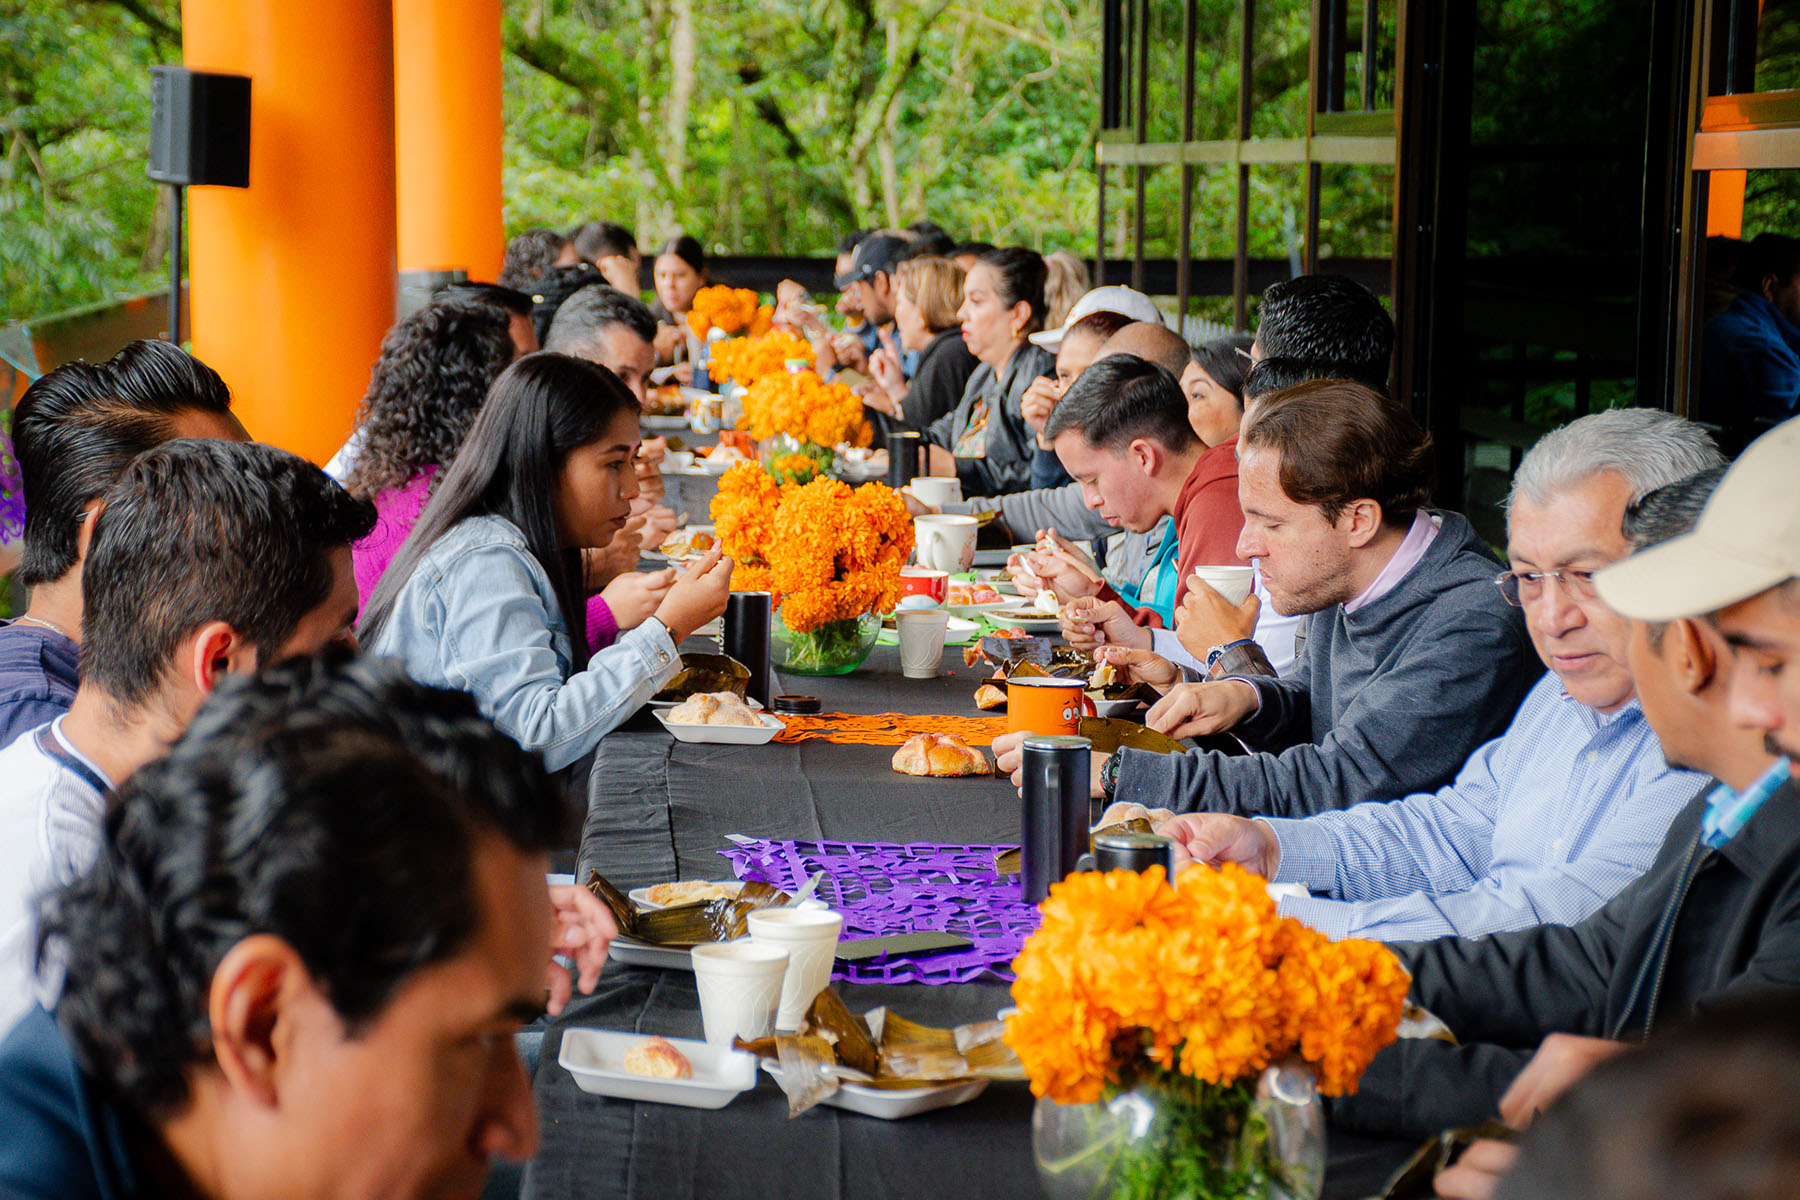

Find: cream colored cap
[1595,416,1800,621]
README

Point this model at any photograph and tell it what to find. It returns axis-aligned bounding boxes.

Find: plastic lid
[772,694,822,714]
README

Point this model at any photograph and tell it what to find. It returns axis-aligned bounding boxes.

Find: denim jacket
[368,514,680,771]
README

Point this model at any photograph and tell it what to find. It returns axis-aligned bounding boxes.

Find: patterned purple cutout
[717,839,1041,985]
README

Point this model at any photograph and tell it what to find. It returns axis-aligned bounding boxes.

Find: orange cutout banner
[772,712,1010,747]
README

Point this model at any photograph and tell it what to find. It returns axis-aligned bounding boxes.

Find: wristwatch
[1099,749,1123,802]
[1205,638,1254,672]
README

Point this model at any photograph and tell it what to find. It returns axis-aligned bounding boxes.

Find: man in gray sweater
[997,379,1541,818]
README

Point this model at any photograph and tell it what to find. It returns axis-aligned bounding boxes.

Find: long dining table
[525,641,1416,1200]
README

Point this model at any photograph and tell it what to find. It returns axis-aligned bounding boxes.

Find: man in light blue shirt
[1151,410,1723,941]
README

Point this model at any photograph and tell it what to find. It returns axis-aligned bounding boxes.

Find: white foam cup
[689,941,790,1046]
[745,907,846,1031]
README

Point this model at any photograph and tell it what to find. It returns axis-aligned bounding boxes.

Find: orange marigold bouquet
[738,368,871,451]
[1009,864,1409,1200]
[706,329,814,388]
[687,285,773,338]
[710,464,913,671]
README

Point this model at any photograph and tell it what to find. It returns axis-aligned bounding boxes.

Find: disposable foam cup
[895,608,952,679]
[1189,564,1255,606]
[746,907,846,1031]
[690,941,790,1046]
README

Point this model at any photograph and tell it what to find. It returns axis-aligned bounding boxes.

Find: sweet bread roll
[666,692,760,726]
[622,1035,692,1079]
[892,733,991,777]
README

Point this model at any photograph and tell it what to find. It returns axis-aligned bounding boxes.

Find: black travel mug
[887,430,923,490]
[1020,734,1093,903]
[723,591,772,708]
[1093,831,1176,881]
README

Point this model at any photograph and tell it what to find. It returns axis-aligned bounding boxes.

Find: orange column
[393,0,504,282]
[1707,170,1747,239]
[181,0,397,465]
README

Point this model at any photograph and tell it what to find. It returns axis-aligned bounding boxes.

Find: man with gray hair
[543,284,658,403]
[1149,407,1723,941]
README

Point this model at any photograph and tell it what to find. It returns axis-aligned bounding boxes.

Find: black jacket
[1333,776,1800,1141]
[898,328,980,434]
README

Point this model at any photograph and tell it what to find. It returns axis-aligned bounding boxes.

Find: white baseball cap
[1594,416,1800,621]
[1029,285,1165,352]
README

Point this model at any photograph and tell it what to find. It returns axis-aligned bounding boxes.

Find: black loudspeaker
[149,67,251,188]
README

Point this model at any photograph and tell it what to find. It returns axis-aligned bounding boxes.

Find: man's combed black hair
[1255,275,1395,385]
[437,281,533,318]
[344,297,516,500]
[39,653,565,1117]
[1243,354,1392,401]
[570,220,638,263]
[81,440,376,705]
[1044,353,1200,454]
[543,284,658,354]
[13,340,237,587]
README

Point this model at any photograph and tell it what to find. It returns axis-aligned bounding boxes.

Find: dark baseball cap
[834,234,910,289]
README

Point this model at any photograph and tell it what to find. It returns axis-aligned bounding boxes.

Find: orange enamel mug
[1006,676,1096,736]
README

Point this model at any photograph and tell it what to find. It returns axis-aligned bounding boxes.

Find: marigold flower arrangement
[687,285,773,338]
[710,463,913,671]
[1009,863,1409,1200]
[738,368,871,451]
[706,329,815,388]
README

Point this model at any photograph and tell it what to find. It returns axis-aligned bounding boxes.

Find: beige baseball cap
[1594,416,1800,621]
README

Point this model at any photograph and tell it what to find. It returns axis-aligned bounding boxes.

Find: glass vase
[1032,1064,1324,1200]
[771,610,881,676]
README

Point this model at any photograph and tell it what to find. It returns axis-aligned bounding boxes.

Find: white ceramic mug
[690,941,790,1046]
[914,514,979,574]
[1189,564,1256,606]
[908,476,963,507]
[895,608,952,679]
[746,907,846,1031]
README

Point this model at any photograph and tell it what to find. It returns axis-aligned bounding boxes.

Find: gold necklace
[15,614,71,639]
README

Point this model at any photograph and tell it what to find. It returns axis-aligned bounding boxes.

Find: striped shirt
[1263,671,1708,942]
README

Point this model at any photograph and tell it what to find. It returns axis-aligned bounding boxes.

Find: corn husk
[737,988,1024,1116]
[583,871,788,945]
[651,653,751,703]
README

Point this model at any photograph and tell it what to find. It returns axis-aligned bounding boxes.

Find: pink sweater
[353,468,619,650]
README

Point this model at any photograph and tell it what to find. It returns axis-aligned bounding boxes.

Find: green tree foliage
[0,0,179,323]
[503,0,1102,255]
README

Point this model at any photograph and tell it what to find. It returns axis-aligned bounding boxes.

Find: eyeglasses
[1493,568,1600,607]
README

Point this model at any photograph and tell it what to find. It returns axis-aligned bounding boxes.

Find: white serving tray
[653,709,785,745]
[560,1029,755,1108]
[606,935,694,971]
[762,1061,989,1120]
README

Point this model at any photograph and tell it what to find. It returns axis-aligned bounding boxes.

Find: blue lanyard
[1118,530,1181,626]
[35,724,110,798]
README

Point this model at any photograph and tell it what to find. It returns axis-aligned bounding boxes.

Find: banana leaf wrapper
[583,870,787,944]
[736,988,1023,1116]
[651,653,751,703]
[994,817,1155,876]
[1078,717,1188,756]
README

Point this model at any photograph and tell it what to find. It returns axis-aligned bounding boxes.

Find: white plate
[607,936,694,971]
[1088,695,1147,719]
[761,1061,989,1120]
[628,881,745,911]
[654,709,785,745]
[642,414,692,431]
[986,608,1063,633]
[560,1029,756,1109]
[944,599,1013,620]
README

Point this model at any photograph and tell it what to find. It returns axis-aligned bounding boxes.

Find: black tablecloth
[578,641,1022,894]
[541,640,1417,1200]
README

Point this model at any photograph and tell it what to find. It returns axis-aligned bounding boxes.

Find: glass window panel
[1193,0,1245,141]
[1754,0,1800,90]
[1693,168,1800,435]
[1250,0,1311,139]
[1317,163,1394,263]
[1347,0,1396,112]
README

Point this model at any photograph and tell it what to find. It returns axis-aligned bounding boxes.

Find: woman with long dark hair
[922,247,1056,497]
[649,234,707,366]
[360,353,732,771]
